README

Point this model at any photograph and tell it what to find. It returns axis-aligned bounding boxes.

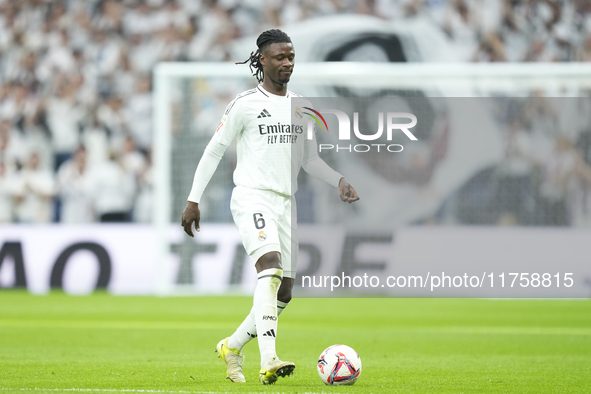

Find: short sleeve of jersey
[211,96,244,146]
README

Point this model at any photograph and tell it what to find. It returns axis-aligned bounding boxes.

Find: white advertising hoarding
[0,225,158,295]
[0,225,589,297]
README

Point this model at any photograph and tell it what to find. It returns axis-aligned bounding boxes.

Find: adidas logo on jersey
[262,329,276,337]
[257,109,271,118]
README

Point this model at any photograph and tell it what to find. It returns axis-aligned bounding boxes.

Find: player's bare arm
[181,201,200,236]
[338,177,360,203]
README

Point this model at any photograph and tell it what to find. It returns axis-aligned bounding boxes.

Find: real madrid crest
[295,107,303,119]
[258,230,267,241]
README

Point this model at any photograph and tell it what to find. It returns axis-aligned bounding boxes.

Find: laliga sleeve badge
[258,231,267,241]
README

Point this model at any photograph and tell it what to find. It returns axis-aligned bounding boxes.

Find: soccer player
[181,29,359,385]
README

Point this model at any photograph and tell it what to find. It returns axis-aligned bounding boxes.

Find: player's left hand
[181,201,201,237]
[338,178,360,203]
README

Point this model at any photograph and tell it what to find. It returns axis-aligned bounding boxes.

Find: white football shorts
[230,185,298,278]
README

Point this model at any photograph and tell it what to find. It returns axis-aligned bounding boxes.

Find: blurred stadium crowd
[0,0,591,224]
[444,96,591,227]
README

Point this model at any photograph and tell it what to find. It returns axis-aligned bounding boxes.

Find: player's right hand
[181,201,201,237]
[338,178,360,203]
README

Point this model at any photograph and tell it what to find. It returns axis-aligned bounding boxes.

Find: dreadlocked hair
[236,29,292,83]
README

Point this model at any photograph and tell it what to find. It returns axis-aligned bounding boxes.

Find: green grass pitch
[1,291,590,393]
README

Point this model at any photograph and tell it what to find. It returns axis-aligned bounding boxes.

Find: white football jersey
[212,85,311,196]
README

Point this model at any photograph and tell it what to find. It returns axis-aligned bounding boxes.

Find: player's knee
[277,287,292,303]
[277,277,293,303]
[255,251,282,272]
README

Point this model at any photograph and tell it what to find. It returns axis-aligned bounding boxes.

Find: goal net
[153,62,591,295]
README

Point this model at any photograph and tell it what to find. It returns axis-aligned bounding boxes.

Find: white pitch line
[1,389,216,394]
[0,389,327,394]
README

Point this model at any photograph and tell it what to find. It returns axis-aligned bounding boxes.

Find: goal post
[152,62,591,295]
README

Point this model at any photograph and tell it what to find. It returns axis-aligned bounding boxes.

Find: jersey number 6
[253,213,266,229]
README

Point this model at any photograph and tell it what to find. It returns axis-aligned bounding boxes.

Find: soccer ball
[317,344,362,385]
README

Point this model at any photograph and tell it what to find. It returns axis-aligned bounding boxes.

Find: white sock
[228,300,290,350]
[227,306,256,350]
[253,268,282,367]
[277,300,289,315]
